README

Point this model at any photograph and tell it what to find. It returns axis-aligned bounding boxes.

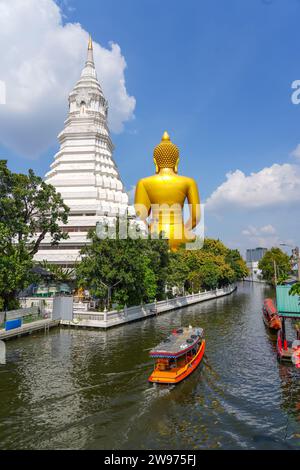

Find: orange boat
[148,327,205,384]
[262,298,282,332]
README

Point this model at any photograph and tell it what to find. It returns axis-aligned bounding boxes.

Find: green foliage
[225,249,249,280]
[0,223,33,309]
[38,260,75,282]
[202,238,228,256]
[76,231,169,308]
[167,238,247,293]
[289,282,300,296]
[0,161,69,309]
[258,247,291,284]
[277,274,289,285]
[0,160,69,255]
[76,234,246,307]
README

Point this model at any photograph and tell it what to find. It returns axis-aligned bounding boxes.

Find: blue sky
[1,0,300,255]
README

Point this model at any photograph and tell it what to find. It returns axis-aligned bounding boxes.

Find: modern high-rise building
[246,247,267,263]
[34,37,130,266]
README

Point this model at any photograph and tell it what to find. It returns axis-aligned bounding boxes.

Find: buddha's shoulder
[137,174,197,185]
[179,175,197,184]
[136,176,156,188]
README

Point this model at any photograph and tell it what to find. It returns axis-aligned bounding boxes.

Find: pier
[0,319,60,341]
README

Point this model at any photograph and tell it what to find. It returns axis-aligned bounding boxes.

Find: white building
[245,247,267,282]
[34,37,130,266]
[246,261,263,282]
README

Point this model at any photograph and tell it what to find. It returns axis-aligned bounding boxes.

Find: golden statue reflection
[134,131,200,251]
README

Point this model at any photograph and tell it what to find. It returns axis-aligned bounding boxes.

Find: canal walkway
[61,285,237,329]
[0,319,60,341]
[2,285,237,341]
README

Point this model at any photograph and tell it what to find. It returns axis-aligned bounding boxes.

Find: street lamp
[280,243,300,282]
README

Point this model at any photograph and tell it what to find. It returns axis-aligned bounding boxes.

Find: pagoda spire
[86,34,94,67]
[88,34,93,50]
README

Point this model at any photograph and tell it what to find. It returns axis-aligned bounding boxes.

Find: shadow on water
[0,282,299,449]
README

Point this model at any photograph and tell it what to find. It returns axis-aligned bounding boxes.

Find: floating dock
[0,319,60,341]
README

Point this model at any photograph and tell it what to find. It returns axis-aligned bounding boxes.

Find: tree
[166,251,190,293]
[289,283,300,296]
[0,223,33,309]
[0,161,69,309]
[0,161,69,255]
[202,238,228,256]
[258,247,291,284]
[166,241,246,293]
[76,230,169,308]
[38,260,75,283]
[225,249,249,281]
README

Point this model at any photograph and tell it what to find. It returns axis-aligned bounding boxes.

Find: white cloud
[205,163,300,211]
[242,224,276,236]
[0,0,135,157]
[241,224,279,248]
[239,222,296,252]
[260,224,276,234]
[290,144,300,160]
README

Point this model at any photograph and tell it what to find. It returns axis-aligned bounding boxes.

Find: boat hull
[262,311,282,331]
[148,339,206,384]
[262,299,282,332]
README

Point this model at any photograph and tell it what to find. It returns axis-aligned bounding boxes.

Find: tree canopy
[0,161,69,309]
[258,247,291,284]
[289,282,300,296]
[76,232,248,309]
[166,239,248,293]
[76,230,169,308]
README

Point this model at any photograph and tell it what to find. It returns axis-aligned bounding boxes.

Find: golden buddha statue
[134,131,200,251]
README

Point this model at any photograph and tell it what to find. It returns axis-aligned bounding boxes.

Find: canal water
[0,282,299,450]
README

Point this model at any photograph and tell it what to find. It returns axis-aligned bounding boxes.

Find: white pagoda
[35,37,129,266]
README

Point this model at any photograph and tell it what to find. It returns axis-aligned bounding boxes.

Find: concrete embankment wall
[61,284,237,330]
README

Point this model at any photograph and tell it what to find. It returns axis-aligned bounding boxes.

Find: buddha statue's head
[153,131,179,174]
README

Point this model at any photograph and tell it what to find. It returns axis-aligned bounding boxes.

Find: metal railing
[0,306,44,329]
[70,285,236,325]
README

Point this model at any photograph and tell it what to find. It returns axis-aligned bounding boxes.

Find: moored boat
[148,326,205,384]
[262,298,282,331]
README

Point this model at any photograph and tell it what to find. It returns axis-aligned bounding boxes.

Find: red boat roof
[263,298,277,314]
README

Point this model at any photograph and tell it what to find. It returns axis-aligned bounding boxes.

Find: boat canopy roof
[150,327,204,359]
[263,298,277,314]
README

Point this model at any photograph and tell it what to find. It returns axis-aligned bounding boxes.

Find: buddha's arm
[134,179,151,221]
[185,178,200,230]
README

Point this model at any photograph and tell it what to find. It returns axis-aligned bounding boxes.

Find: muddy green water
[0,282,299,449]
